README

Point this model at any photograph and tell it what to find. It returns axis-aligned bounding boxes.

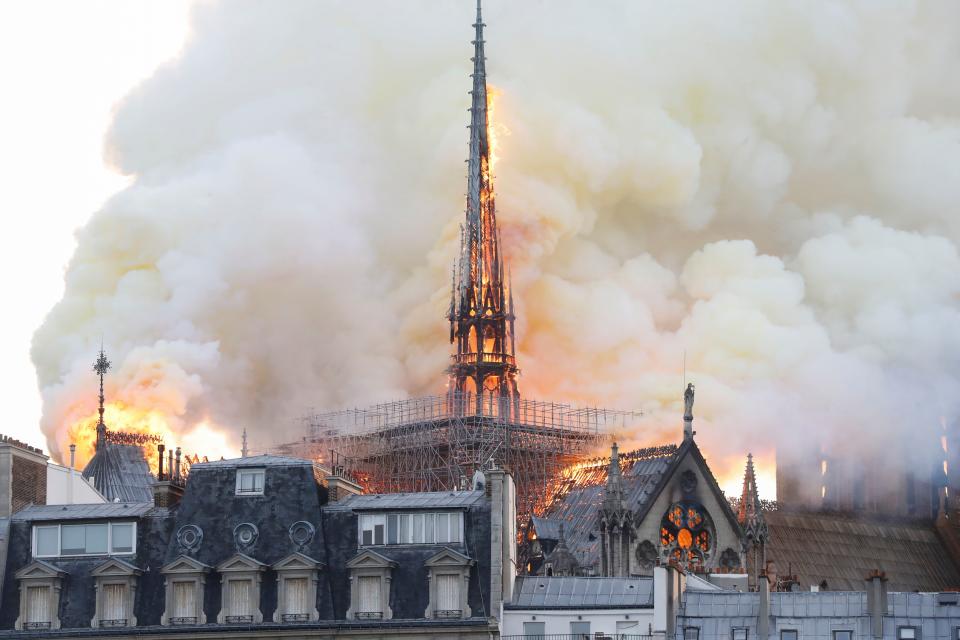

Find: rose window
[660,502,713,569]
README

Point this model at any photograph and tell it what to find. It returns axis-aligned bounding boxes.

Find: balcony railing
[169,617,197,625]
[225,615,254,623]
[99,619,127,627]
[451,352,516,366]
[356,611,384,620]
[281,613,311,622]
[434,609,463,619]
[23,622,51,630]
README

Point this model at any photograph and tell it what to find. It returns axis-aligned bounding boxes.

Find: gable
[217,552,267,573]
[15,560,65,580]
[634,441,744,556]
[346,549,398,569]
[425,547,474,567]
[161,554,211,574]
[273,552,323,571]
[92,557,141,577]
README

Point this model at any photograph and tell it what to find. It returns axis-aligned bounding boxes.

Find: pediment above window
[15,560,65,580]
[161,554,211,575]
[346,548,398,569]
[92,557,141,577]
[425,547,474,568]
[273,552,324,572]
[217,552,267,573]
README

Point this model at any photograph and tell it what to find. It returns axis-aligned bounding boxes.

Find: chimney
[757,571,771,640]
[157,443,166,481]
[153,443,184,508]
[68,444,76,505]
[486,466,517,619]
[653,564,682,640]
[324,458,362,503]
[174,447,182,481]
[0,434,49,517]
[866,570,888,639]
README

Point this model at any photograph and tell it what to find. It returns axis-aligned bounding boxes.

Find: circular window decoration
[177,525,203,552]
[234,523,259,550]
[660,502,713,570]
[289,521,315,548]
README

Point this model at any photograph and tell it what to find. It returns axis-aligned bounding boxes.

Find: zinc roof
[81,443,154,503]
[507,576,653,609]
[327,490,485,511]
[12,502,155,522]
[190,454,313,469]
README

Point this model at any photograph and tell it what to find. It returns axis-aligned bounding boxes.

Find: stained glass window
[659,501,713,570]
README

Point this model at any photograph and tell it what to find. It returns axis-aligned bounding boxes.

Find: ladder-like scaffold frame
[288,391,643,522]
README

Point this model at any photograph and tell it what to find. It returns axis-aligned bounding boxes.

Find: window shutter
[285,577,308,614]
[27,586,50,623]
[229,579,252,616]
[436,574,459,612]
[173,582,195,618]
[103,583,126,621]
[359,576,380,614]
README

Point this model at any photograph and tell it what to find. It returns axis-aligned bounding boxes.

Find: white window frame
[32,522,137,558]
[235,468,265,496]
[685,627,701,640]
[360,511,464,546]
[899,628,919,640]
[732,628,749,640]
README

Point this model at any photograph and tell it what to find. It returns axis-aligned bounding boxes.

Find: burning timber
[278,391,641,521]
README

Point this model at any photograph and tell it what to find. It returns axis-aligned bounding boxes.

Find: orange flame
[486,85,509,173]
[66,401,175,472]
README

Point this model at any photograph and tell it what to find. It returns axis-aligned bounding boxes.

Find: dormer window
[160,555,212,625]
[216,554,267,624]
[15,560,66,631]
[91,558,141,628]
[346,549,398,621]
[236,469,265,496]
[33,522,136,557]
[360,511,464,546]
[424,548,474,619]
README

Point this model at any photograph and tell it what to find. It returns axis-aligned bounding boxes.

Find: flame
[64,402,237,474]
[486,84,509,173]
[66,401,174,471]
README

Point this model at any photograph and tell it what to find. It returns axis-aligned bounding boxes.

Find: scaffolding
[281,391,643,522]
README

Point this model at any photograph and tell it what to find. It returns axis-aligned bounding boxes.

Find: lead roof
[189,454,314,469]
[507,576,654,609]
[81,443,154,503]
[12,502,156,522]
[327,490,485,511]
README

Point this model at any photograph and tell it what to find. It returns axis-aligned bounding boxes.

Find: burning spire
[92,346,111,451]
[448,0,519,411]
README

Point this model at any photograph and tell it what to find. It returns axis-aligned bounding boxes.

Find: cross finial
[92,347,111,451]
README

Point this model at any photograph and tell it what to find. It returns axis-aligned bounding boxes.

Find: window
[25,586,51,629]
[225,579,254,622]
[91,558,141,627]
[685,628,701,640]
[172,581,198,624]
[781,631,798,640]
[833,631,853,640]
[571,621,591,638]
[33,522,137,557]
[358,575,382,618]
[365,511,463,545]
[523,621,545,639]
[435,574,460,617]
[284,578,309,616]
[360,514,386,546]
[100,584,127,626]
[236,469,265,495]
[15,560,65,631]
[732,629,749,640]
[899,628,919,640]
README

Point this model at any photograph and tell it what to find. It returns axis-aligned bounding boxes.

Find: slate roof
[507,576,654,609]
[12,502,156,521]
[764,510,960,591]
[327,490,486,511]
[82,443,154,503]
[533,444,679,568]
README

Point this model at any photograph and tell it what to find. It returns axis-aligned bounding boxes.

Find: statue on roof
[684,383,695,421]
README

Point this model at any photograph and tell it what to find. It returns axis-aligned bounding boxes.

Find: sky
[0,0,193,448]
[5,1,960,501]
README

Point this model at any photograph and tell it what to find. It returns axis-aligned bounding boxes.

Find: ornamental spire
[447,0,519,412]
[92,346,111,451]
[739,453,768,541]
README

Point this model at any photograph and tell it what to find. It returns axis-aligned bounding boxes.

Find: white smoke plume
[32,0,960,495]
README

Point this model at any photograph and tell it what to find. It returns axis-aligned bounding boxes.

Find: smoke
[32,0,960,495]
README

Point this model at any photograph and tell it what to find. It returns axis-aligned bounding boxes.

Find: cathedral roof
[82,442,154,503]
[764,510,960,591]
[533,444,680,570]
